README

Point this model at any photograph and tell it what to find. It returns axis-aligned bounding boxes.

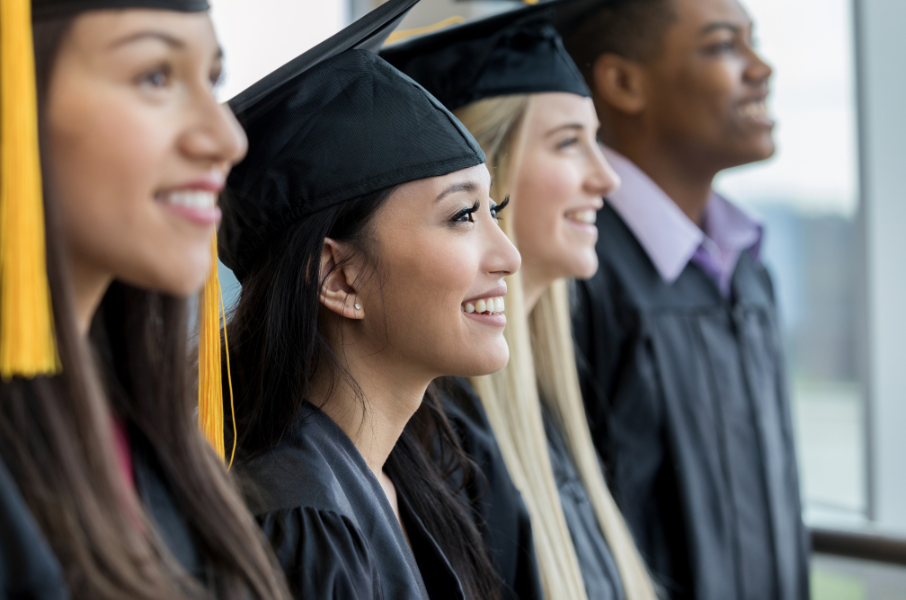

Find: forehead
[525,93,597,132]
[65,9,217,54]
[671,0,751,32]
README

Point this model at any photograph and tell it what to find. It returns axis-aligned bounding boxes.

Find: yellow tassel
[198,233,237,467]
[0,0,60,380]
[384,16,465,46]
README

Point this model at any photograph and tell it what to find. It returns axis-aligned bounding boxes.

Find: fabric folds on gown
[439,378,545,600]
[573,203,809,600]
[235,401,465,600]
[0,457,69,600]
[543,407,625,600]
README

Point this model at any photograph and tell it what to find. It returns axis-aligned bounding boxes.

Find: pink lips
[161,203,222,227]
[156,175,225,227]
[463,311,507,328]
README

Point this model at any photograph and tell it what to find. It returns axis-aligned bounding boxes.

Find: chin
[449,341,510,377]
[127,268,210,298]
[729,134,777,167]
[567,254,599,282]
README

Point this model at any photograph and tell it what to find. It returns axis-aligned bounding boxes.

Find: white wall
[210,0,346,102]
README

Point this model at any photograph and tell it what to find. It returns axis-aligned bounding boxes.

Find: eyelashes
[491,196,510,220]
[450,195,509,224]
[451,200,481,223]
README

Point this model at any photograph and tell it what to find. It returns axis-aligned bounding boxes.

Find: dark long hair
[225,188,503,600]
[0,17,289,600]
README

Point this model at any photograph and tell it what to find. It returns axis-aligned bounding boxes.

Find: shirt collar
[601,145,762,283]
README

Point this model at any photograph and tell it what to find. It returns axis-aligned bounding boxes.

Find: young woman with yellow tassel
[383,7,660,600]
[0,1,290,598]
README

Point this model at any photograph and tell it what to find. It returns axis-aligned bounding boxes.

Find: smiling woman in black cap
[383,6,657,600]
[218,1,519,599]
[0,1,289,599]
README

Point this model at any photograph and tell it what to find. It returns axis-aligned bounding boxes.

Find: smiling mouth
[739,99,772,121]
[565,209,596,225]
[461,296,505,315]
[155,190,218,208]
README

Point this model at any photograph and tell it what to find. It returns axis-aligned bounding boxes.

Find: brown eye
[451,201,481,224]
[138,64,172,88]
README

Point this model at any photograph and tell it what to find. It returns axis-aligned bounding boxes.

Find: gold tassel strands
[0,0,60,380]
[198,233,236,467]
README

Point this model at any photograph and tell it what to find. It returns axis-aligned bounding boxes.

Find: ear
[591,53,648,116]
[319,238,366,320]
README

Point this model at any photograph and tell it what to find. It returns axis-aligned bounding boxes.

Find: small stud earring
[354,303,362,310]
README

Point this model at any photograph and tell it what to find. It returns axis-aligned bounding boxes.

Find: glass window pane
[714,0,864,524]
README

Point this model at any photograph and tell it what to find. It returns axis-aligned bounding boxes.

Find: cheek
[379,232,476,328]
[47,85,211,295]
[513,158,569,243]
[371,230,507,376]
[514,158,596,276]
[662,65,737,136]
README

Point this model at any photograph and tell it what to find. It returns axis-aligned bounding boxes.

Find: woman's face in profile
[512,93,618,285]
[45,9,247,298]
[358,164,521,379]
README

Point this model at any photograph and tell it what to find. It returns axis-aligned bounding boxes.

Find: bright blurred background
[210,1,906,597]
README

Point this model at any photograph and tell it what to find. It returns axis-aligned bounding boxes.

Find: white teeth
[160,190,216,209]
[567,210,596,224]
[741,101,769,120]
[461,296,506,315]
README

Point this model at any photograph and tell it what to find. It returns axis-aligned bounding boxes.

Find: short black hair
[562,0,677,83]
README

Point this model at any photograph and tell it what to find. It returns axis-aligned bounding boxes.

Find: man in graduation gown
[559,0,810,598]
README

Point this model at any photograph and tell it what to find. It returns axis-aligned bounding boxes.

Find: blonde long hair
[455,95,657,600]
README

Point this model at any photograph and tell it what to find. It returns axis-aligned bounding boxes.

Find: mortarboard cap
[219,0,485,284]
[379,2,590,111]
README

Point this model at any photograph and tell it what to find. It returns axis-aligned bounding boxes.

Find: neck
[311,338,429,477]
[607,127,717,226]
[67,254,113,337]
[521,271,546,314]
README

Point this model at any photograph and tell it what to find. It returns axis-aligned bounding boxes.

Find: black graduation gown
[0,457,69,600]
[573,203,809,600]
[234,401,465,600]
[129,428,207,584]
[440,378,545,600]
[543,407,624,600]
[0,428,209,600]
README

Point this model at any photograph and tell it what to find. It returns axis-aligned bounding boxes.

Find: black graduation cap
[32,0,208,20]
[379,1,590,111]
[219,0,486,283]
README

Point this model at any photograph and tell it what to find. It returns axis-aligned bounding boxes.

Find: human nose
[180,89,249,170]
[484,214,521,278]
[586,145,621,198]
[744,46,773,86]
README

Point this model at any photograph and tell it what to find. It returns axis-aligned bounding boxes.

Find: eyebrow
[700,22,744,36]
[436,181,478,201]
[108,31,187,50]
[545,123,585,137]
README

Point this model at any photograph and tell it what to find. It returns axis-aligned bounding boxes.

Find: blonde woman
[383,8,659,600]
